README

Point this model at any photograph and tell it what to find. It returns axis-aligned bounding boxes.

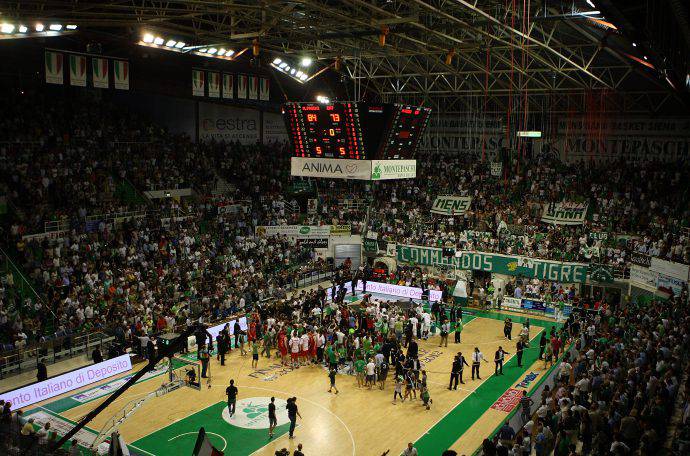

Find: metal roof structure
[3,0,689,114]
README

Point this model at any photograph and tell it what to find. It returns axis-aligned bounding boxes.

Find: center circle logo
[221,397,290,429]
[299,226,310,234]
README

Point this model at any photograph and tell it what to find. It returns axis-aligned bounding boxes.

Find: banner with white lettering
[431,196,473,216]
[650,257,689,281]
[198,102,260,144]
[300,238,329,248]
[291,157,372,180]
[0,355,132,408]
[255,225,332,238]
[263,112,289,144]
[541,202,588,225]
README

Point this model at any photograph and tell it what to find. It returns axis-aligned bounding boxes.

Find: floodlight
[1,23,15,34]
[226,50,235,56]
[273,58,282,65]
[175,42,185,48]
[208,48,217,55]
[66,25,77,30]
[166,40,177,47]
[35,23,44,32]
[217,48,226,56]
[18,25,28,33]
[153,37,164,45]
[279,62,288,69]
[300,57,312,67]
[49,24,63,31]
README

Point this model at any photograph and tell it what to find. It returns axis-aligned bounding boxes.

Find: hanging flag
[259,77,270,101]
[92,57,109,88]
[192,69,205,96]
[69,54,87,87]
[45,51,64,85]
[248,75,258,99]
[191,428,224,456]
[237,74,248,99]
[222,73,234,99]
[113,60,130,90]
[207,71,220,98]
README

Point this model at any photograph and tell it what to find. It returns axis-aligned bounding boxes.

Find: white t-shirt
[289,337,301,353]
[366,362,376,376]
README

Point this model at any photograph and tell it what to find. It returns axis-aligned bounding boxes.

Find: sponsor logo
[299,226,310,234]
[516,372,539,389]
[221,397,289,429]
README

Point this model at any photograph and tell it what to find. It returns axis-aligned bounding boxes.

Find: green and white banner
[541,202,588,225]
[92,57,109,88]
[45,51,64,85]
[69,54,86,87]
[370,160,417,180]
[431,196,472,216]
[490,162,502,177]
[207,71,220,98]
[113,60,129,90]
[396,244,588,283]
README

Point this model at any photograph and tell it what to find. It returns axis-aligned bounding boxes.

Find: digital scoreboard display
[283,102,431,160]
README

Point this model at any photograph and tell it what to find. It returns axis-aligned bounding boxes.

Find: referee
[471,347,488,380]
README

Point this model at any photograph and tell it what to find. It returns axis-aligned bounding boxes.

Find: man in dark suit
[37,359,48,382]
[494,346,509,375]
[218,333,228,366]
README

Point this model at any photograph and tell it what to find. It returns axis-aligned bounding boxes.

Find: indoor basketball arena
[1,1,690,456]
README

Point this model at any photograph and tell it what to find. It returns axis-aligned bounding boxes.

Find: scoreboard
[283,102,431,160]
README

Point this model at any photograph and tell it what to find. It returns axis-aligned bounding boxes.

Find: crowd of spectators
[481,292,689,455]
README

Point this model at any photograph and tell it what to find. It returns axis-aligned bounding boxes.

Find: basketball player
[268,397,277,438]
[289,334,301,369]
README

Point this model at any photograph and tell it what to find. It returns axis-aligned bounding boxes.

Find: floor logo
[221,397,289,429]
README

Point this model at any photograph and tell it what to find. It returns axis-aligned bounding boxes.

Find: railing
[293,270,334,289]
[0,331,113,379]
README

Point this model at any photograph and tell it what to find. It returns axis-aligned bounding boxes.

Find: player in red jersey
[278,331,288,365]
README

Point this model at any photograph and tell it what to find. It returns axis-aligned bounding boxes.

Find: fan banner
[541,202,588,225]
[92,57,109,88]
[222,73,234,99]
[45,51,64,85]
[113,60,130,90]
[431,196,472,216]
[192,69,205,96]
[69,54,86,87]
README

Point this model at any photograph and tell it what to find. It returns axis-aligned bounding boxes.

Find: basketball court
[19,307,562,456]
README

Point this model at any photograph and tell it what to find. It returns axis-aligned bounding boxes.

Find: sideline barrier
[0,354,133,408]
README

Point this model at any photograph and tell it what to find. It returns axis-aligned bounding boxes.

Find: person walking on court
[226,379,238,417]
[268,396,277,438]
[538,332,547,360]
[503,318,513,340]
[328,368,339,394]
[471,347,488,380]
[286,397,301,439]
[494,346,509,375]
[516,339,525,367]
[454,317,463,343]
[439,321,450,347]
[199,344,210,378]
[449,354,469,389]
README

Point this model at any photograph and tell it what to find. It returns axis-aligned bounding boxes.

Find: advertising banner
[650,257,689,281]
[248,75,259,99]
[420,115,507,158]
[490,388,523,412]
[291,157,372,180]
[199,103,260,144]
[329,224,352,236]
[300,238,329,248]
[259,77,270,101]
[541,202,588,225]
[0,355,132,408]
[396,245,588,283]
[237,74,248,99]
[490,162,503,177]
[327,281,443,302]
[657,273,684,296]
[503,297,523,310]
[363,238,379,254]
[217,203,248,215]
[263,112,289,144]
[255,225,332,238]
[69,54,86,87]
[431,196,473,216]
[370,160,417,180]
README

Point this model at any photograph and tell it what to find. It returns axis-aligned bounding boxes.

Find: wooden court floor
[22,310,562,456]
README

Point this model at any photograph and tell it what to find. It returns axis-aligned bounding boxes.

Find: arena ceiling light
[138,32,236,60]
[270,56,311,83]
[0,21,76,38]
[1,23,14,34]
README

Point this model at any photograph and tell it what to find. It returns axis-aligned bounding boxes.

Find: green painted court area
[130,401,291,456]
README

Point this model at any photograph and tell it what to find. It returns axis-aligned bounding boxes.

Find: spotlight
[296,70,304,77]
[279,62,288,69]
[199,48,208,53]
[226,50,235,56]
[208,48,218,55]
[143,33,154,43]
[284,65,291,71]
[643,55,648,60]
[175,41,186,48]
[217,48,226,56]
[299,74,308,81]
[586,0,595,7]
[66,24,77,30]
[153,37,164,45]
[632,42,637,47]
[49,24,63,31]
[300,57,312,67]
[273,58,282,65]
[166,40,177,47]
[316,95,330,104]
[18,25,28,33]
[35,23,44,32]
[290,68,296,75]
[1,23,14,34]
